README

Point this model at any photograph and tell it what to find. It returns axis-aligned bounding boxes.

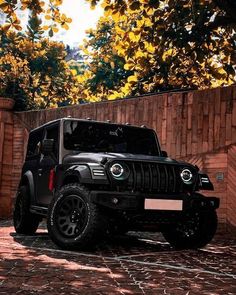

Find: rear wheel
[13,186,41,234]
[47,184,107,250]
[162,209,217,249]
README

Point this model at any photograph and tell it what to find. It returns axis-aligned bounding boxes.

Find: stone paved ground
[0,220,235,295]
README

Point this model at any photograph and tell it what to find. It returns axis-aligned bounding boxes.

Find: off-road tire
[162,209,217,249]
[13,186,41,234]
[47,184,107,250]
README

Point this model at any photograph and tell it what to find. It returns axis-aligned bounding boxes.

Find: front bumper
[90,191,220,211]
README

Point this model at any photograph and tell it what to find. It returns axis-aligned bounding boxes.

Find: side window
[45,124,59,159]
[26,129,43,158]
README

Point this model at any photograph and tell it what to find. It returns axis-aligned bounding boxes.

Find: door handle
[38,168,42,176]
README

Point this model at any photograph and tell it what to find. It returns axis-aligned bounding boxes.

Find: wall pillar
[0,99,14,218]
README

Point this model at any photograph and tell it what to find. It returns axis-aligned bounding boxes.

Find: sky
[51,0,103,47]
[0,0,103,48]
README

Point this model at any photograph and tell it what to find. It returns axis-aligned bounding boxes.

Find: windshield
[63,120,160,156]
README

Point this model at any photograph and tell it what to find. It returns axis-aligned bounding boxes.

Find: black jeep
[13,118,219,250]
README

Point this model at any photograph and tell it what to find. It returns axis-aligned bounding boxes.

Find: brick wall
[227,145,236,228]
[15,86,236,158]
[0,110,14,218]
[1,85,236,229]
[179,150,228,226]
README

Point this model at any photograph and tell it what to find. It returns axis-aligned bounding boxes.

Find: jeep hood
[63,152,195,168]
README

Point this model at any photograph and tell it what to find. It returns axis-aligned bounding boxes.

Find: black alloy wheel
[47,184,107,250]
[56,195,88,238]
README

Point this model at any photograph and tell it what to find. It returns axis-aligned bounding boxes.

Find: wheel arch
[62,173,80,187]
[61,164,93,188]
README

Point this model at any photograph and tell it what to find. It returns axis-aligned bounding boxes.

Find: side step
[30,205,48,217]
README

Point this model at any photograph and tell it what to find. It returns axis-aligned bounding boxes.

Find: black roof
[30,117,151,133]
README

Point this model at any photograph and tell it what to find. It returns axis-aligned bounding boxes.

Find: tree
[77,17,133,101]
[83,0,236,96]
[1,0,236,104]
[0,14,85,110]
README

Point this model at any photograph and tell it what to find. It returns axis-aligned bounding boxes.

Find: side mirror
[41,139,54,155]
[161,150,168,157]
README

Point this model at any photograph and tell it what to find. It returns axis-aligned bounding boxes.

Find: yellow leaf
[217,67,227,76]
[71,69,77,76]
[128,75,138,83]
[108,92,120,100]
[135,50,146,58]
[145,42,155,54]
[144,19,153,27]
[146,7,155,15]
[45,15,51,20]
[128,31,140,42]
[124,63,131,70]
[62,23,69,30]
[83,48,89,55]
[112,12,121,22]
[101,1,109,9]
[136,19,145,27]
[121,83,131,95]
[162,49,173,61]
[76,75,85,83]
[52,27,59,33]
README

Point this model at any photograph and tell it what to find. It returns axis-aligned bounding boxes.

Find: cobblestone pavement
[0,220,235,295]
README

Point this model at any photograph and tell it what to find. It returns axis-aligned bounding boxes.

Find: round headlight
[110,163,124,178]
[180,168,193,184]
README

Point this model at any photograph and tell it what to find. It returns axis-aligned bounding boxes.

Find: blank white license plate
[144,199,183,211]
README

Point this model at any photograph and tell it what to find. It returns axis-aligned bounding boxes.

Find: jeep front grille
[126,162,184,193]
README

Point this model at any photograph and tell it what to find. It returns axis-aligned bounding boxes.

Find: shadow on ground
[0,220,236,294]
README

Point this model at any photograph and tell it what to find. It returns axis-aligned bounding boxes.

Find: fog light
[112,197,119,204]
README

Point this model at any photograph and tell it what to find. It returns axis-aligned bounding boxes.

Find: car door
[36,123,59,206]
[24,128,44,205]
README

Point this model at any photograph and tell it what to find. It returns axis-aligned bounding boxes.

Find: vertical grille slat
[140,163,145,191]
[172,166,176,192]
[156,163,160,193]
[132,163,137,191]
[163,165,168,192]
[148,164,153,192]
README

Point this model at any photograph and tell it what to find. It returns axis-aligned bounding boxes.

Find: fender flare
[62,165,92,184]
[19,171,35,203]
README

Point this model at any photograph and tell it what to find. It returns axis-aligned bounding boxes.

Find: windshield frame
[62,119,162,157]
